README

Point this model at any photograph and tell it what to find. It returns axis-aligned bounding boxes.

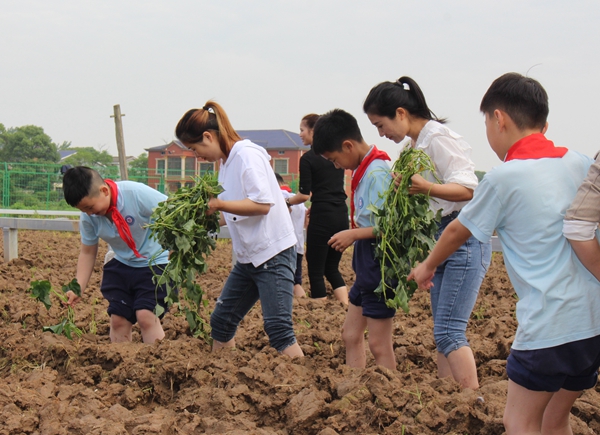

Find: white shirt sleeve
[426,134,479,191]
[562,219,598,241]
[241,160,276,206]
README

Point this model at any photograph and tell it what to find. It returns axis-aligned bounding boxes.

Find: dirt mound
[0,231,598,434]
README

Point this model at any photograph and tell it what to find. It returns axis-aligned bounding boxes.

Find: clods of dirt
[0,231,598,434]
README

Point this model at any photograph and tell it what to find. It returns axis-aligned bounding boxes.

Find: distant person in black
[287,114,349,304]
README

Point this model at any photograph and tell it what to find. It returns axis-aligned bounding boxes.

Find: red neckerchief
[505,133,568,162]
[104,179,144,258]
[351,146,391,228]
[280,185,292,192]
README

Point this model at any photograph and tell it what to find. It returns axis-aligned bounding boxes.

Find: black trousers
[305,201,348,298]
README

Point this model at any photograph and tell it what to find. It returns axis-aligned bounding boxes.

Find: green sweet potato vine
[148,173,223,342]
[29,278,83,339]
[370,146,441,313]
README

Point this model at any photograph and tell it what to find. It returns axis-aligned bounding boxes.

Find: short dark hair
[312,109,363,155]
[63,166,104,207]
[480,73,549,131]
[274,172,284,184]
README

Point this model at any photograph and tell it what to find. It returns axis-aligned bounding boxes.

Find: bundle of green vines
[148,173,223,341]
[371,146,441,313]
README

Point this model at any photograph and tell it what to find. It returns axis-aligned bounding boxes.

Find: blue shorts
[507,334,600,392]
[349,284,396,319]
[101,259,171,325]
[349,239,396,319]
[294,253,303,285]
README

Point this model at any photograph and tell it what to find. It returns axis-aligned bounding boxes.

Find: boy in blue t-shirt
[62,166,171,344]
[409,73,600,434]
[312,109,396,371]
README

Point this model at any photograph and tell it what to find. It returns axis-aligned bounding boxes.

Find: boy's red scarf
[505,133,568,162]
[351,146,391,228]
[280,185,292,192]
[105,179,144,258]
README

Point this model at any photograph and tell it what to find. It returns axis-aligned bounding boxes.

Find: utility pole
[111,104,128,180]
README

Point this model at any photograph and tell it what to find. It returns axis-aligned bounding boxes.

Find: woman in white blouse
[175,101,303,358]
[363,76,491,390]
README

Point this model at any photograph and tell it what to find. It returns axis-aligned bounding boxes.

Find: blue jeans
[210,246,298,352]
[431,212,491,357]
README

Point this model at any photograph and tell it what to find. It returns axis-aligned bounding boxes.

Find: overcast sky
[2,1,600,172]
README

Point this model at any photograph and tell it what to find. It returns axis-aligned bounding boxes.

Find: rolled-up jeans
[210,246,298,352]
[430,212,492,357]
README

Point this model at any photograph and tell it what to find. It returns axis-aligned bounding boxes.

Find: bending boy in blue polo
[63,166,170,344]
[409,73,600,434]
[312,109,397,371]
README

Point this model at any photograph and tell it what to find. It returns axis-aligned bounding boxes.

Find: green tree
[129,153,148,184]
[0,125,60,163]
[63,147,113,167]
[0,123,6,148]
[58,140,72,150]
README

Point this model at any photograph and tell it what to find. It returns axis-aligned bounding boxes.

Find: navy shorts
[101,259,171,325]
[349,284,396,319]
[294,253,303,285]
[507,334,600,392]
[349,239,396,319]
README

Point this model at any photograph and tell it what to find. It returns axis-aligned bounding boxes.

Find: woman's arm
[287,192,310,206]
[289,153,312,205]
[208,197,271,216]
[418,132,478,202]
[409,174,473,202]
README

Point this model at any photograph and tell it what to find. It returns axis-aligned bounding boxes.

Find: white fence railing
[0,210,501,263]
[0,211,235,262]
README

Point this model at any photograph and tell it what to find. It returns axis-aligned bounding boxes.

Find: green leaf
[29,280,52,310]
[186,309,197,330]
[62,278,81,297]
[185,282,204,307]
[174,234,192,253]
[154,303,165,318]
[366,204,379,213]
[43,319,67,335]
[63,321,82,340]
[183,219,195,233]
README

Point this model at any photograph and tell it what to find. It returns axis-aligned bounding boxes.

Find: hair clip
[396,80,410,91]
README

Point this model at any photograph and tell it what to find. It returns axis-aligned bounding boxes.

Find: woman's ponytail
[364,76,446,123]
[175,100,242,156]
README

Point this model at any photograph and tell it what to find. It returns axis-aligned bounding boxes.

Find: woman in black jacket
[287,114,349,304]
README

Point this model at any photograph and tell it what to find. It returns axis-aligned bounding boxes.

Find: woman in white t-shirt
[175,101,303,358]
[363,76,491,389]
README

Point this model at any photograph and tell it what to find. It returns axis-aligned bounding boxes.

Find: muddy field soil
[0,230,598,435]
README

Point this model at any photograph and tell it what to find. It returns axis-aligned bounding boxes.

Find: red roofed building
[146,129,351,198]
